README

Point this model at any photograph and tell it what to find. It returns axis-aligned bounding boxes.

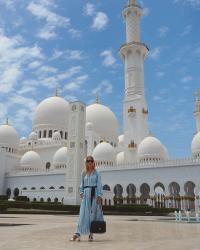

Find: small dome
[52,131,61,140]
[29,132,37,140]
[53,147,68,165]
[0,124,19,149]
[191,132,200,157]
[118,135,124,147]
[93,141,116,162]
[117,151,125,165]
[138,136,168,162]
[20,137,27,143]
[32,96,69,128]
[20,151,42,168]
[86,103,118,140]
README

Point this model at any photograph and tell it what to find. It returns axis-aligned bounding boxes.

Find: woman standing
[70,155,104,242]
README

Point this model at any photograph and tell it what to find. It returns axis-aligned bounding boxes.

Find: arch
[184,181,195,196]
[59,186,64,189]
[43,130,47,138]
[54,197,59,203]
[22,187,27,190]
[48,130,52,138]
[168,182,180,197]
[140,183,150,204]
[31,187,36,190]
[6,188,11,197]
[103,184,111,191]
[47,197,51,202]
[168,182,181,209]
[114,184,123,204]
[154,182,165,194]
[40,187,45,190]
[184,181,196,210]
[13,188,19,198]
[33,198,37,202]
[49,186,55,189]
[46,162,51,170]
[60,131,63,139]
[40,198,44,202]
[126,183,136,204]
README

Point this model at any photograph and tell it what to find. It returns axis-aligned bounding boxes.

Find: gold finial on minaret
[96,94,99,104]
[128,0,136,6]
[194,89,199,100]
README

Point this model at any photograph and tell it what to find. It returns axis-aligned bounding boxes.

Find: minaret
[119,0,149,162]
[194,89,200,132]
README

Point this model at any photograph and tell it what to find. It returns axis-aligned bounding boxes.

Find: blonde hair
[82,155,95,176]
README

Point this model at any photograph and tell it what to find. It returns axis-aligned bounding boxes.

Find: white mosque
[1,0,200,210]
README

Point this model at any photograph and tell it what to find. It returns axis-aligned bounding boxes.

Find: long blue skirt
[76,188,104,235]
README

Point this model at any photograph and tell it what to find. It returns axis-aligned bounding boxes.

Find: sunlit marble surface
[0,214,200,250]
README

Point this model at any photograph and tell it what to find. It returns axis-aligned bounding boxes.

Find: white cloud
[142,7,150,17]
[174,0,200,8]
[156,71,165,77]
[149,47,161,60]
[92,12,109,31]
[28,61,42,69]
[181,76,193,83]
[180,25,192,36]
[9,94,37,111]
[92,80,113,95]
[64,74,89,91]
[57,66,82,81]
[158,26,169,37]
[68,28,81,39]
[27,1,80,40]
[100,50,116,67]
[17,86,37,95]
[153,95,162,101]
[0,29,44,93]
[51,49,84,61]
[84,3,96,16]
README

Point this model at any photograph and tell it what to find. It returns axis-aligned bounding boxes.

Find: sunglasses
[86,159,94,163]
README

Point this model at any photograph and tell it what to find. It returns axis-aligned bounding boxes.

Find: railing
[98,157,200,170]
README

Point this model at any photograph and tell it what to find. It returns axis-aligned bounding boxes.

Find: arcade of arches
[109,181,198,210]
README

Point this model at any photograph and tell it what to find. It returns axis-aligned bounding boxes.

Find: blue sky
[0,0,199,158]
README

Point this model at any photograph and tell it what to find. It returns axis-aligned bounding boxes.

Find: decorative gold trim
[128,106,136,113]
[128,141,137,148]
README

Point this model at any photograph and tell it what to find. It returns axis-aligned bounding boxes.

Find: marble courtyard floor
[0,214,200,250]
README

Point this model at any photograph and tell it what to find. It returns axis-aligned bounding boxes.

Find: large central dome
[86,103,119,140]
[32,96,69,128]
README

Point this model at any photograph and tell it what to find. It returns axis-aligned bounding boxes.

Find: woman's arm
[96,171,103,199]
[79,174,84,197]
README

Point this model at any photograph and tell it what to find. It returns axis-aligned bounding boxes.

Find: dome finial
[55,86,59,97]
[5,117,9,125]
[96,94,99,104]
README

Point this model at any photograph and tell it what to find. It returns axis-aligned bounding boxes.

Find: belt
[83,186,97,205]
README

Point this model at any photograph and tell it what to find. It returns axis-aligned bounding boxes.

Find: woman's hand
[80,193,84,199]
[96,196,102,205]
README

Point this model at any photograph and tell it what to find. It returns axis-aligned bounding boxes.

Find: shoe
[88,233,93,242]
[70,233,80,241]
